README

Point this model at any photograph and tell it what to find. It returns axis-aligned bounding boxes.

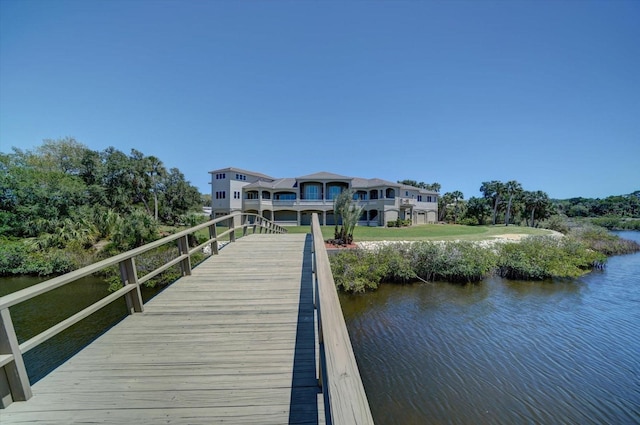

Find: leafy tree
[465,197,491,225]
[556,191,640,218]
[36,137,90,175]
[158,168,202,224]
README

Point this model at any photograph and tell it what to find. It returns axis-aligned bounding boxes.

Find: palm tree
[480,181,505,225]
[333,190,363,244]
[438,192,454,222]
[523,190,551,227]
[451,191,464,224]
[147,156,166,221]
[503,180,523,226]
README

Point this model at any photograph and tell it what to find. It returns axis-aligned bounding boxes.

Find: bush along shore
[329,229,640,293]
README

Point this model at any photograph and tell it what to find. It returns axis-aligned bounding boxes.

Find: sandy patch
[491,233,527,241]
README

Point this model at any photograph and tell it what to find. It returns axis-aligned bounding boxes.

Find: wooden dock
[1,233,323,424]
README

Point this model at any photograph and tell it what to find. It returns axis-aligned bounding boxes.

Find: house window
[327,186,343,200]
[405,191,409,197]
[418,195,423,202]
[235,173,246,181]
[353,191,368,200]
[275,192,296,200]
[233,191,240,199]
[304,185,321,200]
[216,173,226,180]
[215,191,226,199]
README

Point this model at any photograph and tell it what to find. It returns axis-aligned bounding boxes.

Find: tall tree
[480,180,505,225]
[465,197,491,225]
[147,155,166,220]
[438,192,454,222]
[424,182,441,192]
[398,180,441,192]
[523,190,552,227]
[332,189,363,244]
[503,180,523,226]
[451,190,464,224]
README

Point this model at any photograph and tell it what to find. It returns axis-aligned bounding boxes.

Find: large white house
[209,167,439,226]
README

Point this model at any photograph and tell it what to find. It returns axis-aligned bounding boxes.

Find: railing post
[0,308,32,408]
[229,215,236,242]
[119,258,143,314]
[177,235,192,276]
[241,214,248,237]
[209,222,219,255]
[253,215,258,234]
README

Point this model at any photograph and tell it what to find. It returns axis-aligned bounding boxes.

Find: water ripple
[342,232,640,425]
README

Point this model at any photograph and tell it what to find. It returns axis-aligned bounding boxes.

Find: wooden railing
[0,212,286,408]
[310,213,374,424]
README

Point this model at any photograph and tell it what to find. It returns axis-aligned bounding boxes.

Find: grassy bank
[286,223,556,241]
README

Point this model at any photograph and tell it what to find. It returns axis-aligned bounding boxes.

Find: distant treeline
[554,192,640,218]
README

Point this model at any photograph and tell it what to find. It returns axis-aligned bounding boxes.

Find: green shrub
[497,236,604,280]
[458,217,479,226]
[329,250,386,293]
[570,225,640,255]
[376,244,416,283]
[411,241,496,283]
[329,241,498,291]
[539,215,570,234]
[0,239,29,275]
[0,239,76,276]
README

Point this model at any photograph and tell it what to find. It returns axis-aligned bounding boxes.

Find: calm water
[340,231,640,425]
[0,275,164,383]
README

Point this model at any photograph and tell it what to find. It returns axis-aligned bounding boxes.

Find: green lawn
[284,224,556,241]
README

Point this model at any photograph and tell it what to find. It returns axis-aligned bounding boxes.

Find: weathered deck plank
[2,233,323,424]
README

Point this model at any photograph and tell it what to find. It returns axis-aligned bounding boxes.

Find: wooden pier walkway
[1,233,322,424]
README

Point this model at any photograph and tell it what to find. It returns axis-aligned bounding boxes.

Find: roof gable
[296,171,352,181]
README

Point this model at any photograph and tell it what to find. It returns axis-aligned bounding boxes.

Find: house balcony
[299,199,329,206]
[400,198,417,206]
[244,199,261,208]
[272,199,296,207]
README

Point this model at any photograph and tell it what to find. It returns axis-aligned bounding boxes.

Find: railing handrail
[310,213,374,424]
[0,212,286,408]
[0,212,285,310]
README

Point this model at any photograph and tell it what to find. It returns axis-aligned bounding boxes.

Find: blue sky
[1,0,638,199]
